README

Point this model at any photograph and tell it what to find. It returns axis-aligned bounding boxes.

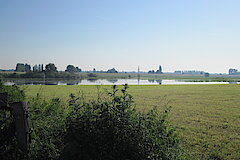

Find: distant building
[156,65,163,74]
[174,71,182,74]
[174,70,207,75]
[182,70,204,75]
[174,70,204,75]
[148,70,155,73]
[229,68,240,75]
[148,65,163,74]
[107,68,118,73]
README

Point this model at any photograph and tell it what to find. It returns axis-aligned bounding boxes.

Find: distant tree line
[15,63,82,73]
[0,63,121,79]
[14,63,119,74]
[0,63,83,79]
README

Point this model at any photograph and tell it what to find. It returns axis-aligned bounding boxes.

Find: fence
[0,92,30,155]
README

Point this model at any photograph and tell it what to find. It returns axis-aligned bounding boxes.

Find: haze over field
[1,0,240,73]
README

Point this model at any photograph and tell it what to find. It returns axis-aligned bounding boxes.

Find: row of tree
[15,63,81,73]
[15,63,119,73]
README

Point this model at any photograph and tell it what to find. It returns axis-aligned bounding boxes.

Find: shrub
[0,82,187,159]
[0,81,66,160]
[0,81,25,160]
[62,84,186,160]
[28,95,67,160]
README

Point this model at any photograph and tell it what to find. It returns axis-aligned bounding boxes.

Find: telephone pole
[138,66,140,85]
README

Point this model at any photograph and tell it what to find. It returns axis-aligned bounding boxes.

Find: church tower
[159,65,162,73]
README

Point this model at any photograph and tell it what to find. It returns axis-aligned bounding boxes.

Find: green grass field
[23,84,240,160]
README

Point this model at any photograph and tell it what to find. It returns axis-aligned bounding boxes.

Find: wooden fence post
[11,102,30,154]
[0,92,9,109]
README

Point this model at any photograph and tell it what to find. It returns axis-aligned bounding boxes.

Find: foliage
[0,82,25,103]
[15,63,31,72]
[19,71,45,78]
[28,95,66,160]
[65,65,81,72]
[23,84,240,159]
[0,81,25,160]
[44,71,81,79]
[45,63,57,72]
[33,64,43,72]
[62,84,186,160]
[15,63,25,72]
[0,83,187,160]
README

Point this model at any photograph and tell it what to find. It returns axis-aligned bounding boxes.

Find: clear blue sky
[1,0,240,73]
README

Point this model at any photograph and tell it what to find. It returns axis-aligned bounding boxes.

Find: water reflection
[147,79,162,85]
[87,79,97,82]
[148,80,155,83]
[45,82,58,85]
[228,82,238,84]
[2,79,236,85]
[106,79,118,84]
[3,79,82,85]
[156,80,162,85]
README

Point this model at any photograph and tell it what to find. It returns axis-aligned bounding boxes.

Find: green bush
[0,82,188,159]
[0,81,25,160]
[28,95,67,160]
[62,84,186,160]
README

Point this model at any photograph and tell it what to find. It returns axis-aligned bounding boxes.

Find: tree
[33,64,44,72]
[65,65,76,72]
[45,63,57,72]
[41,64,44,72]
[16,63,25,72]
[76,67,81,72]
[33,65,38,72]
[25,64,31,72]
[65,65,81,72]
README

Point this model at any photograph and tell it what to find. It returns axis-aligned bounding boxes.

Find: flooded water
[3,79,238,85]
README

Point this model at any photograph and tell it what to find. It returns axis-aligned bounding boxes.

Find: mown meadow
[23,84,240,160]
